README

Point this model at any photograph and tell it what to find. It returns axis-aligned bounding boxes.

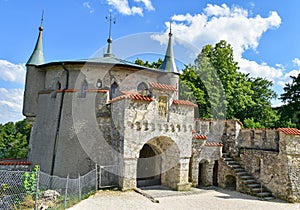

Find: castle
[23,19,300,202]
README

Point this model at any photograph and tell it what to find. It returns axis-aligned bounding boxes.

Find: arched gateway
[137,136,180,189]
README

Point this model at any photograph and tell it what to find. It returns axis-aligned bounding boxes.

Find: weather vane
[106,10,116,40]
[39,10,44,31]
[40,10,44,27]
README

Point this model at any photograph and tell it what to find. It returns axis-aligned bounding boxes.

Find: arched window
[110,81,118,99]
[79,79,88,98]
[137,82,148,91]
[96,79,102,89]
[51,81,61,98]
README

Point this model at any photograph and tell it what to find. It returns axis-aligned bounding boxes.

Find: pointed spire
[159,22,178,73]
[104,11,116,58]
[27,11,45,65]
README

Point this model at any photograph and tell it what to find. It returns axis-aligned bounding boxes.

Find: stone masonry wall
[279,133,300,202]
[239,149,291,201]
[238,129,279,151]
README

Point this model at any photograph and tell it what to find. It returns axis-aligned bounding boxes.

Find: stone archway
[137,144,161,187]
[198,160,209,187]
[136,136,182,190]
[224,175,236,190]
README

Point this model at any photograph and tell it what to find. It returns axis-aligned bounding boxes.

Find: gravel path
[68,187,300,210]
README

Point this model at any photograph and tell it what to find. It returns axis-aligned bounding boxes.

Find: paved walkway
[69,186,300,210]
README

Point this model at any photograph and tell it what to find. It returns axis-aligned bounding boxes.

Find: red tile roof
[278,128,300,135]
[173,100,198,107]
[149,82,177,91]
[0,161,32,165]
[205,142,223,147]
[109,92,154,103]
[193,134,207,140]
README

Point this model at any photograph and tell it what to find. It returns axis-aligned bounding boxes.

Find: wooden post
[99,166,102,189]
[95,164,98,191]
[78,173,81,201]
[34,167,40,210]
[64,174,69,209]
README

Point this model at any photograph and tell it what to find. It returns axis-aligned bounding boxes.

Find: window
[96,79,102,89]
[137,82,148,91]
[79,79,88,98]
[51,81,61,98]
[137,82,152,97]
[110,81,118,99]
[158,96,167,117]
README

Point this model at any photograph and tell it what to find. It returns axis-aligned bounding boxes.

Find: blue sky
[1,0,300,123]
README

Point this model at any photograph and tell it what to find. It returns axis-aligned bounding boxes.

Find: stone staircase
[222,153,275,201]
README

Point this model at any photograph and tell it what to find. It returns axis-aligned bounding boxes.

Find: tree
[0,119,31,159]
[239,77,278,128]
[134,43,280,128]
[181,40,254,119]
[134,58,163,69]
[279,73,300,128]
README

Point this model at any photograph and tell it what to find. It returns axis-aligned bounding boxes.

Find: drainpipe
[50,63,69,176]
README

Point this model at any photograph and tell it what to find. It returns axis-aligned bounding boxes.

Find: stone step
[226,160,236,164]
[236,171,248,176]
[247,184,260,188]
[243,179,256,184]
[224,158,233,161]
[229,164,240,168]
[257,192,272,197]
[263,196,275,201]
[233,168,244,172]
[252,188,262,192]
[240,175,252,180]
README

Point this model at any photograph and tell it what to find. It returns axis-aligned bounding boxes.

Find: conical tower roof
[159,24,178,73]
[27,25,45,65]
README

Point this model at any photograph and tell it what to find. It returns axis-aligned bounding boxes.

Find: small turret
[159,23,178,73]
[23,12,46,119]
[27,13,45,65]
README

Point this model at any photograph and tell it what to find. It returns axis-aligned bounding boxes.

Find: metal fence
[98,165,119,189]
[0,164,120,209]
[0,170,29,209]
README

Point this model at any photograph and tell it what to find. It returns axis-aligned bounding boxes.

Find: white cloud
[83,2,94,13]
[0,88,24,124]
[154,4,283,82]
[106,0,154,16]
[0,60,25,123]
[293,58,300,67]
[239,58,283,80]
[283,69,300,80]
[277,69,300,88]
[0,60,25,84]
[134,0,154,11]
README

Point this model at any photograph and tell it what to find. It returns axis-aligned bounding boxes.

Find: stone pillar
[119,158,137,190]
[176,157,191,191]
[190,156,199,187]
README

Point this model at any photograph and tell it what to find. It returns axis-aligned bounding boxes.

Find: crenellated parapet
[126,120,193,133]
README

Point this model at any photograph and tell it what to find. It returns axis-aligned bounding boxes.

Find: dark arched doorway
[225,175,236,190]
[137,144,161,187]
[213,160,219,186]
[198,160,209,187]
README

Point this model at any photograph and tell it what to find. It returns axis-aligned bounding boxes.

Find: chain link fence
[0,164,120,209]
[0,170,29,209]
